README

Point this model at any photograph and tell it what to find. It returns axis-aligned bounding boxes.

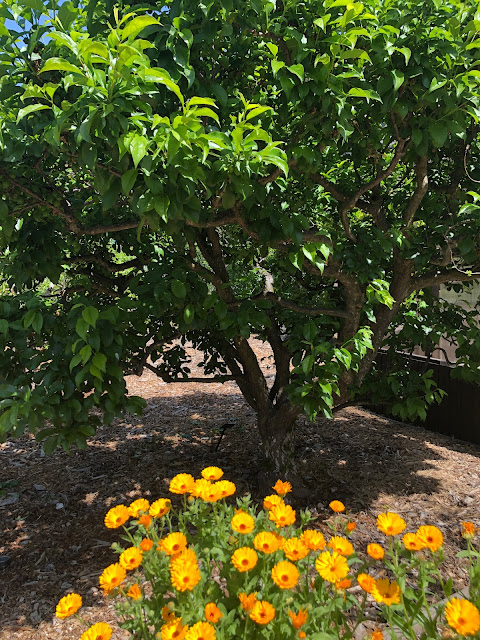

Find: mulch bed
[1,340,479,639]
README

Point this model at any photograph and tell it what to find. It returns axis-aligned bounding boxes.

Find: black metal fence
[375,351,480,446]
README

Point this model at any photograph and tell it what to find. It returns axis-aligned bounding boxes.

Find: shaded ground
[1,342,479,639]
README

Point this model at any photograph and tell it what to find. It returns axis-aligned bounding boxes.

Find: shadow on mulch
[1,389,479,633]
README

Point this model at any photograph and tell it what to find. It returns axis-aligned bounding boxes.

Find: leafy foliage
[0,0,480,463]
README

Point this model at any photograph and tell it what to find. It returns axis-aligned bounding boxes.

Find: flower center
[242,559,248,565]
[281,574,288,582]
[172,544,179,551]
[458,617,466,625]
[183,576,189,583]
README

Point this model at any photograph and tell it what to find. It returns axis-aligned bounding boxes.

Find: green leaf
[141,68,184,105]
[121,168,138,194]
[392,69,404,91]
[92,352,107,372]
[40,58,85,76]
[122,16,160,41]
[82,306,99,328]
[288,64,304,82]
[17,103,50,123]
[271,60,285,75]
[130,135,149,168]
[246,106,272,121]
[347,87,381,102]
[429,121,448,147]
[314,53,330,67]
[171,280,187,298]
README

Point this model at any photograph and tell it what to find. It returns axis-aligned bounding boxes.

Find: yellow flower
[271,560,299,589]
[119,547,143,571]
[402,533,424,551]
[238,592,257,612]
[371,578,401,606]
[315,551,349,583]
[80,622,112,640]
[231,512,255,534]
[215,480,236,498]
[269,503,296,528]
[445,598,480,637]
[376,512,406,536]
[140,538,153,552]
[201,466,224,481]
[272,480,292,496]
[263,494,285,510]
[99,563,126,593]
[126,584,142,600]
[416,525,443,552]
[461,521,477,539]
[329,500,345,513]
[104,504,130,529]
[200,483,223,503]
[160,532,188,556]
[249,600,275,625]
[170,560,201,592]
[204,602,223,623]
[128,498,150,518]
[185,621,216,640]
[56,593,82,619]
[367,543,385,560]
[357,573,375,593]
[232,547,258,572]
[149,498,172,518]
[170,548,198,567]
[254,531,280,554]
[190,478,212,499]
[288,608,308,629]
[169,473,196,494]
[301,529,326,551]
[161,617,188,640]
[283,537,309,561]
[327,536,354,556]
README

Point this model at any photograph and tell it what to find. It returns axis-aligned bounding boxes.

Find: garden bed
[1,341,479,639]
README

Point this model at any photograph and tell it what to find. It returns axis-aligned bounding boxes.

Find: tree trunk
[257,404,300,474]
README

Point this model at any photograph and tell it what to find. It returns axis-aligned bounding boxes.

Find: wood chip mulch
[1,340,479,639]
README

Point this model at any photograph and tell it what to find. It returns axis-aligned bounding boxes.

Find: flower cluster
[55,471,480,640]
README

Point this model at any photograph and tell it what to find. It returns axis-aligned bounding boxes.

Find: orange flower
[299,633,306,640]
[185,622,216,640]
[371,578,401,606]
[283,537,309,561]
[201,466,223,481]
[215,480,236,498]
[138,514,152,528]
[416,525,443,552]
[56,593,82,619]
[367,543,385,560]
[150,498,172,518]
[263,494,285,510]
[126,584,142,600]
[370,631,384,640]
[445,598,480,637]
[346,521,356,533]
[238,592,257,612]
[161,617,188,640]
[288,608,308,629]
[327,536,354,556]
[329,500,345,513]
[104,505,130,529]
[402,533,424,551]
[232,547,258,572]
[80,622,113,640]
[336,578,352,590]
[119,547,143,570]
[462,521,477,539]
[99,563,126,593]
[161,605,176,622]
[204,602,223,623]
[357,573,375,593]
[269,503,296,528]
[271,560,299,589]
[170,561,201,592]
[169,473,195,494]
[376,512,406,536]
[128,498,150,518]
[140,538,153,552]
[272,480,292,496]
[249,600,275,625]
[254,531,281,554]
[160,532,188,556]
[315,551,349,583]
[231,512,255,534]
[301,529,326,551]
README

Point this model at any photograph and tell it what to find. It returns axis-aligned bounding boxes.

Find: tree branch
[403,155,428,228]
[410,269,480,292]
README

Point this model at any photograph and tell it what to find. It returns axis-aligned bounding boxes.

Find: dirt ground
[1,341,479,639]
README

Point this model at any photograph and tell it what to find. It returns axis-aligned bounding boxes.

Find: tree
[1,0,480,471]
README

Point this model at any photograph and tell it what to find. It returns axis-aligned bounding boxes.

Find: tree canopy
[1,0,480,469]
